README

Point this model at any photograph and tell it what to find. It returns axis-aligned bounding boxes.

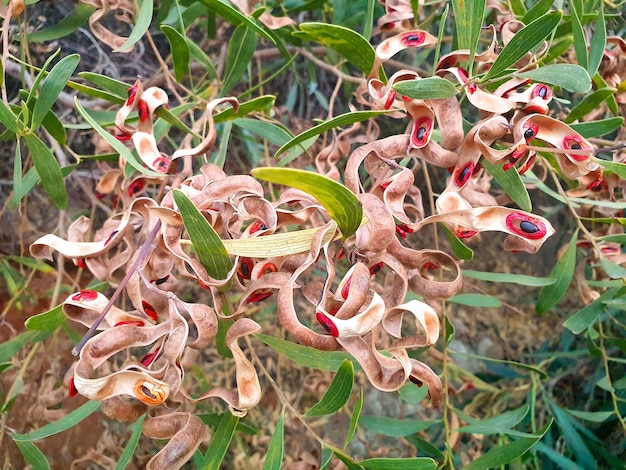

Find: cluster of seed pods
[27,4,622,467]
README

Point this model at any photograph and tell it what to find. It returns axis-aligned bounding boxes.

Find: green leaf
[320,447,334,470]
[521,0,554,24]
[333,450,365,470]
[449,349,548,378]
[296,22,375,74]
[0,100,19,133]
[440,223,474,260]
[234,118,293,147]
[398,381,428,404]
[214,95,276,123]
[565,409,613,423]
[199,0,275,44]
[594,157,626,179]
[78,72,129,98]
[456,405,529,435]
[212,121,232,169]
[251,168,362,239]
[536,231,578,314]
[114,414,146,470]
[563,287,619,334]
[14,441,50,470]
[565,87,617,124]
[359,458,437,470]
[483,12,562,81]
[24,305,65,331]
[173,189,233,280]
[21,4,96,43]
[24,133,67,209]
[74,99,163,176]
[462,270,556,286]
[462,421,552,470]
[305,359,354,417]
[359,416,440,438]
[32,54,80,129]
[449,294,501,308]
[201,412,239,470]
[114,0,153,52]
[11,401,101,441]
[451,0,486,75]
[587,5,605,77]
[255,334,355,371]
[344,388,363,449]
[570,1,588,72]
[444,314,455,347]
[571,117,624,138]
[516,64,591,94]
[198,413,258,435]
[551,404,597,470]
[42,108,67,146]
[0,331,39,363]
[262,411,284,470]
[273,110,389,158]
[481,158,532,212]
[600,257,626,279]
[393,77,458,100]
[161,25,190,82]
[222,24,258,96]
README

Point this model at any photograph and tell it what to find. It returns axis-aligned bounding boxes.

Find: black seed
[416,126,427,142]
[155,276,169,285]
[520,221,539,234]
[240,261,251,277]
[538,86,548,98]
[570,143,582,150]
[524,128,535,139]
[457,165,471,184]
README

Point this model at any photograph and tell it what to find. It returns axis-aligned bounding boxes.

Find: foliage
[0,0,625,468]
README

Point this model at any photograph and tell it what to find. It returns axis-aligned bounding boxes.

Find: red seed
[246,291,273,303]
[75,258,87,269]
[71,290,98,302]
[68,376,79,397]
[316,312,339,337]
[141,300,158,322]
[140,347,161,367]
[114,320,145,327]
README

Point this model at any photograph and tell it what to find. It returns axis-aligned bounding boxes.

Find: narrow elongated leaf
[563,287,619,334]
[42,108,67,146]
[32,54,80,129]
[161,25,190,82]
[456,405,529,434]
[481,158,531,212]
[483,12,562,80]
[199,0,275,43]
[24,133,67,209]
[222,24,258,96]
[234,118,293,146]
[296,23,375,74]
[0,100,19,132]
[305,359,354,417]
[451,0,486,75]
[78,72,129,98]
[255,334,354,371]
[462,421,552,470]
[114,414,146,470]
[398,382,428,404]
[114,0,153,52]
[22,4,96,43]
[516,64,591,94]
[449,349,548,378]
[201,412,239,470]
[273,110,389,158]
[565,409,613,423]
[74,99,163,176]
[11,401,101,441]
[450,294,501,308]
[534,443,586,470]
[251,168,362,238]
[462,270,555,286]
[198,413,258,435]
[262,411,284,470]
[600,258,626,279]
[440,224,474,260]
[214,95,276,123]
[344,388,363,448]
[551,404,596,470]
[321,447,333,470]
[570,1,588,71]
[173,190,232,280]
[359,458,437,470]
[393,77,458,100]
[24,305,65,331]
[571,117,624,138]
[359,416,440,437]
[521,0,554,24]
[587,5,605,77]
[565,88,617,123]
[14,441,50,470]
[536,231,578,314]
[594,158,626,179]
